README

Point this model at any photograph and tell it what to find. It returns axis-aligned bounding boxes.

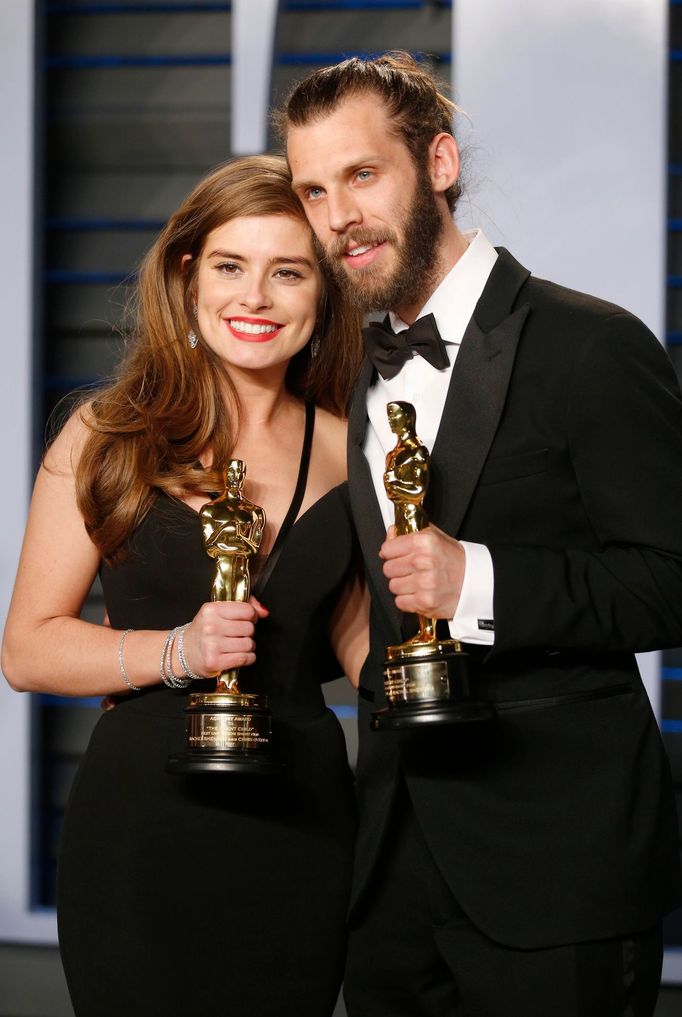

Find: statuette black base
[167,690,283,776]
[371,641,493,731]
[167,750,283,775]
[371,697,493,730]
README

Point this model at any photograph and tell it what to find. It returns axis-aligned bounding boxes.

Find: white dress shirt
[363,228,497,644]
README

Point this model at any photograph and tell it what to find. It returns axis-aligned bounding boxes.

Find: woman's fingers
[206,600,260,622]
[182,600,267,676]
[199,637,256,674]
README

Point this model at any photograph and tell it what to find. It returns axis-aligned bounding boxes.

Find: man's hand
[380,524,465,619]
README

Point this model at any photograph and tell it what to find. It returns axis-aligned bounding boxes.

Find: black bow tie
[362,313,449,380]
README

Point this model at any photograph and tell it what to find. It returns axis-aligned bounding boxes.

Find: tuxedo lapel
[428,249,531,534]
[347,360,402,641]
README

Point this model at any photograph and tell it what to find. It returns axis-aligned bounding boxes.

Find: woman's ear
[181,255,197,316]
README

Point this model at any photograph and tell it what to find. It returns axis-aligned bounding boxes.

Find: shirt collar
[388,228,498,344]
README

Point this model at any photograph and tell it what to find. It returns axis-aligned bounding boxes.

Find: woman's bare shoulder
[43,401,95,474]
[313,406,348,446]
[310,406,348,486]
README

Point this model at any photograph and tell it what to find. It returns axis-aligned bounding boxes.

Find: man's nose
[326,189,362,234]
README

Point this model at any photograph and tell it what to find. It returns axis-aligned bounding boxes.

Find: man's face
[287,93,443,315]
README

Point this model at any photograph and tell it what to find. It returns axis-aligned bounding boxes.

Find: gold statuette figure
[168,459,281,774]
[383,400,440,647]
[201,459,266,693]
[371,402,493,731]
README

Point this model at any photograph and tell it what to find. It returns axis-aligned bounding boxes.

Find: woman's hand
[179,597,269,678]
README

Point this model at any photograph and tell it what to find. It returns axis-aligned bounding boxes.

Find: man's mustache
[321,228,397,262]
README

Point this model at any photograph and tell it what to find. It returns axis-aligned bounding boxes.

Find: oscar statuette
[167,459,281,774]
[371,402,494,731]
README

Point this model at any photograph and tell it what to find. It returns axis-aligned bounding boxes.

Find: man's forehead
[287,98,400,185]
[287,92,390,146]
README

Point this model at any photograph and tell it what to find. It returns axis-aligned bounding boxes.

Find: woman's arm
[328,566,370,689]
[1,410,261,695]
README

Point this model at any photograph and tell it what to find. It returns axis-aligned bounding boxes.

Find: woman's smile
[225,316,285,342]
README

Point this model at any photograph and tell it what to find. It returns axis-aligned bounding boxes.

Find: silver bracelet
[177,624,204,682]
[118,628,142,692]
[160,627,191,689]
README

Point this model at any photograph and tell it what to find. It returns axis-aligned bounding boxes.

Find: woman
[2,156,367,1017]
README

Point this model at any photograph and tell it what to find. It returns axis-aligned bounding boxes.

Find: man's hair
[277,50,462,212]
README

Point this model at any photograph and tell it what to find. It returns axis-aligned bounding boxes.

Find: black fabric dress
[57,407,357,1017]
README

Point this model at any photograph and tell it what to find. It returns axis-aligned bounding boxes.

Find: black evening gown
[57,407,357,1017]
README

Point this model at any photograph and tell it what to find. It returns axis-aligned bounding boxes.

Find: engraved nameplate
[187,712,270,750]
[384,660,450,704]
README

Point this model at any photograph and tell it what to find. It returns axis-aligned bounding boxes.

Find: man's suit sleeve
[490,312,682,654]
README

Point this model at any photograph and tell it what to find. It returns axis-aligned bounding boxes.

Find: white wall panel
[454,0,667,328]
[231,0,279,154]
[0,4,56,943]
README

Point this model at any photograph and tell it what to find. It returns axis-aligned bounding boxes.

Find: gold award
[168,459,281,773]
[371,402,493,730]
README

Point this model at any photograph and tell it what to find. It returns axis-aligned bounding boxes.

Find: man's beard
[317,166,444,314]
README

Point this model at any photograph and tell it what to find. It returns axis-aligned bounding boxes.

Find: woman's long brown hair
[72,155,363,562]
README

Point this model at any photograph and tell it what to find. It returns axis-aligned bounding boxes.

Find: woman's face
[192,213,322,376]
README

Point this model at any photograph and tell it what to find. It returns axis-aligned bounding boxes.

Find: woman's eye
[217,262,240,274]
[275,269,302,280]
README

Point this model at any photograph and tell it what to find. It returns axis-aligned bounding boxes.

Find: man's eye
[356,170,372,182]
[306,187,324,201]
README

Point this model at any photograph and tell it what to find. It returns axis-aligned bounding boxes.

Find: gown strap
[252,401,315,598]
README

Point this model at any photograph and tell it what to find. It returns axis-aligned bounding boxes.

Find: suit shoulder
[519,273,663,352]
[523,273,637,323]
[517,274,679,399]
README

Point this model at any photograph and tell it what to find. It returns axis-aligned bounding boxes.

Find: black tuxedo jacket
[347,249,682,949]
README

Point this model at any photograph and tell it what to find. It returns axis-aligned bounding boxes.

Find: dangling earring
[310,334,321,358]
[188,304,198,349]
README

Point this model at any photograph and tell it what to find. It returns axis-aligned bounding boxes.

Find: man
[281,52,682,1016]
